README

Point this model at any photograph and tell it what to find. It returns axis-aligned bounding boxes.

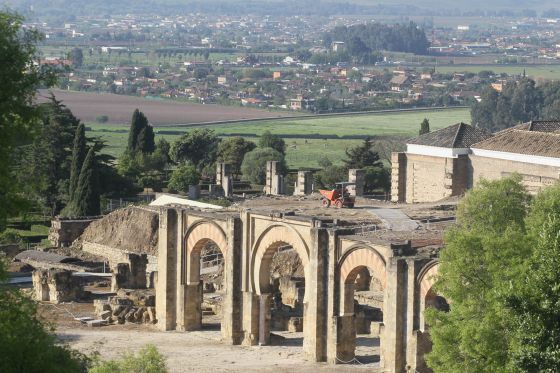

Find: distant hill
[2,0,559,20]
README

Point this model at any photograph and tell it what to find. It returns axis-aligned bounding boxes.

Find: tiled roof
[408,122,492,148]
[471,129,560,158]
[498,120,560,134]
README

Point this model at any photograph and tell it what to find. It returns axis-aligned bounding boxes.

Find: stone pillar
[405,259,420,371]
[175,211,186,331]
[303,225,329,362]
[380,258,408,372]
[242,291,259,346]
[391,152,407,203]
[156,208,178,331]
[294,171,313,196]
[32,270,50,301]
[259,293,272,345]
[184,282,203,330]
[265,161,284,195]
[335,315,356,362]
[216,163,233,197]
[348,169,364,197]
[221,217,243,344]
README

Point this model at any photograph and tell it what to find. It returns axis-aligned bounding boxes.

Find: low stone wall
[49,216,101,247]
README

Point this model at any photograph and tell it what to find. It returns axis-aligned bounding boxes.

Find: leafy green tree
[65,148,100,216]
[363,166,390,194]
[343,137,383,169]
[69,123,87,202]
[169,129,220,172]
[168,164,200,193]
[241,147,286,185]
[0,11,56,229]
[426,176,531,373]
[216,137,256,177]
[258,131,285,155]
[506,184,560,372]
[90,344,167,373]
[314,157,347,189]
[419,118,430,135]
[0,258,89,373]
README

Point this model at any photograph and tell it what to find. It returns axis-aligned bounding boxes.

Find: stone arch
[338,245,387,315]
[417,260,441,332]
[251,224,310,296]
[185,220,228,285]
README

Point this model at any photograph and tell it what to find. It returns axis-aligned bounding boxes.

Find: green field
[89,108,470,168]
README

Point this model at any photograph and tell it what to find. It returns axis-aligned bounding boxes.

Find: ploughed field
[37,89,297,125]
[87,107,470,168]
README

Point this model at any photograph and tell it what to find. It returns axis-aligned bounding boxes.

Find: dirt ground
[42,302,380,372]
[37,89,295,126]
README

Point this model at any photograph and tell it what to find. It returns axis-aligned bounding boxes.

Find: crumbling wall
[49,216,101,247]
[32,269,87,303]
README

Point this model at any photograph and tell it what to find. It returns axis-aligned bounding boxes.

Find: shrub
[168,164,200,193]
[90,344,167,373]
[96,115,109,123]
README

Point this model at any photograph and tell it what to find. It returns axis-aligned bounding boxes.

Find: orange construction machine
[319,182,355,208]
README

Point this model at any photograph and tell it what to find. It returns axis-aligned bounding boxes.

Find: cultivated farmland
[38,89,298,125]
[89,107,470,168]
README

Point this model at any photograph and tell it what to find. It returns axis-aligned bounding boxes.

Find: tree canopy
[0,11,55,229]
[170,129,220,172]
[426,177,560,373]
[216,137,256,176]
[419,118,430,135]
[258,131,285,155]
[241,147,286,185]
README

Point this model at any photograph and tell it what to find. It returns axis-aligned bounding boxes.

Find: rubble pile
[94,291,156,325]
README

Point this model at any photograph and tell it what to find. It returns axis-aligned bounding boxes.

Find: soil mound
[80,206,159,255]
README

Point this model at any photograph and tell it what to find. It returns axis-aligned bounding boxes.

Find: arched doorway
[416,262,449,373]
[338,246,387,365]
[183,221,228,336]
[251,225,310,348]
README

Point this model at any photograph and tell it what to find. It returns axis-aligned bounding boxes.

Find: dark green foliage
[0,259,89,373]
[126,109,154,154]
[343,137,383,169]
[241,147,286,185]
[217,137,256,176]
[0,10,56,229]
[69,123,87,202]
[15,95,80,216]
[419,118,430,135]
[323,22,430,56]
[66,148,100,216]
[363,166,391,194]
[169,129,220,172]
[258,131,285,155]
[168,164,200,193]
[470,78,555,132]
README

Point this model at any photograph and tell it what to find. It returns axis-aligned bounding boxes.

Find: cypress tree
[72,147,100,216]
[68,123,87,202]
[137,125,155,154]
[419,118,430,135]
[127,109,148,153]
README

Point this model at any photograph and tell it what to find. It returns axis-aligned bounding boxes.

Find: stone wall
[49,217,100,247]
[470,155,560,193]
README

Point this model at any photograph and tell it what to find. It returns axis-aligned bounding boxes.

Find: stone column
[221,217,243,344]
[348,169,364,197]
[265,161,284,195]
[258,293,272,345]
[294,171,313,195]
[156,208,178,331]
[303,225,329,362]
[175,211,186,331]
[183,282,202,330]
[380,258,407,372]
[242,291,259,346]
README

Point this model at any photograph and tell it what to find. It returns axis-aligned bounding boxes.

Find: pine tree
[343,137,382,169]
[68,123,87,202]
[419,118,430,135]
[137,125,155,154]
[71,148,100,216]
